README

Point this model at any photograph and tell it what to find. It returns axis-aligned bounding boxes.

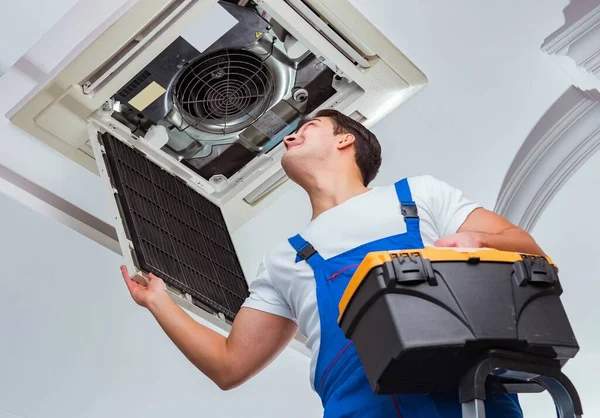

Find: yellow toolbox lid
[338,247,556,322]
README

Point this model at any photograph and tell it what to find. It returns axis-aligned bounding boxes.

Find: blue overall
[288,179,524,418]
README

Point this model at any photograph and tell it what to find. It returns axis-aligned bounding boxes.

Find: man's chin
[281,150,295,162]
[281,154,300,177]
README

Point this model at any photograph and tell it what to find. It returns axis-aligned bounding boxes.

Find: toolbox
[337,247,580,398]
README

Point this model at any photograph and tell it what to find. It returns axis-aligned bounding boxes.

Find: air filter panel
[99,132,248,321]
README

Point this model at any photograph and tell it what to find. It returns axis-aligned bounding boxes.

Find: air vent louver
[117,70,152,100]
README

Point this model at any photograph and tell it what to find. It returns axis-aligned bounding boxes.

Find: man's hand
[121,265,167,309]
[434,231,485,248]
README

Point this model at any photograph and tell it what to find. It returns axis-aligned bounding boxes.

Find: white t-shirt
[241,175,481,388]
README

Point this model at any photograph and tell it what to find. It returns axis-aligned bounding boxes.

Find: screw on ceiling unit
[293,88,308,102]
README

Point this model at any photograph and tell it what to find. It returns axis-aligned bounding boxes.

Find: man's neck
[306,177,370,220]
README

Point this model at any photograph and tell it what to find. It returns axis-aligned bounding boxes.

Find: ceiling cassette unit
[8,0,427,325]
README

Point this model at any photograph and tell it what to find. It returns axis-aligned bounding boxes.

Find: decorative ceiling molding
[494,86,600,232]
[541,1,600,91]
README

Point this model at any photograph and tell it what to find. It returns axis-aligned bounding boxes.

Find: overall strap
[288,233,324,271]
[395,178,420,233]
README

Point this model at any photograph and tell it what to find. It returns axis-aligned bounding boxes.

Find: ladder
[459,349,583,418]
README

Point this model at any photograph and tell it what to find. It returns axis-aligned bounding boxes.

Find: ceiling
[1,0,598,417]
[0,0,78,74]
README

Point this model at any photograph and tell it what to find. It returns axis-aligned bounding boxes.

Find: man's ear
[336,133,355,150]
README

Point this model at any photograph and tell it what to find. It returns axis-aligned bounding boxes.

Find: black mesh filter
[100,133,249,321]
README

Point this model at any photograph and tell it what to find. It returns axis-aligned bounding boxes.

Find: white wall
[521,149,600,417]
[0,188,322,418]
[349,0,573,208]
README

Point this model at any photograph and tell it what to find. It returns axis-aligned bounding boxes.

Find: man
[121,109,545,418]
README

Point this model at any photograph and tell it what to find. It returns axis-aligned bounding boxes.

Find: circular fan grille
[173,49,276,135]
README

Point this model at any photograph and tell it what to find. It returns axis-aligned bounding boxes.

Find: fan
[173,49,276,135]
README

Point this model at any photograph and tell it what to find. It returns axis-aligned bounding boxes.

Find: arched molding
[495,87,600,231]
[542,1,600,91]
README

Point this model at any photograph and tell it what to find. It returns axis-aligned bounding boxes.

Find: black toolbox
[337,247,579,395]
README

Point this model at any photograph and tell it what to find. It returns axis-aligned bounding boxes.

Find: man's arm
[434,207,546,256]
[121,266,297,390]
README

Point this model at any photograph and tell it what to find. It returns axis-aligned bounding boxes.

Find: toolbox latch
[513,256,558,287]
[391,253,437,286]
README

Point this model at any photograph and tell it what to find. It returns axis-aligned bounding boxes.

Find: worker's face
[281,116,352,179]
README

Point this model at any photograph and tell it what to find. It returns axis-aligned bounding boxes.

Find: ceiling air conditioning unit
[8,0,426,334]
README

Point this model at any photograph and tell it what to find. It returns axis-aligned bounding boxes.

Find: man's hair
[297,109,382,186]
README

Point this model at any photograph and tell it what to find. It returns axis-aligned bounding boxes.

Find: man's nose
[283,134,297,148]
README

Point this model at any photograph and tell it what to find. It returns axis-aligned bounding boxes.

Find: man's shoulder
[379,174,443,187]
[379,174,445,199]
[406,174,444,189]
[262,236,300,272]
